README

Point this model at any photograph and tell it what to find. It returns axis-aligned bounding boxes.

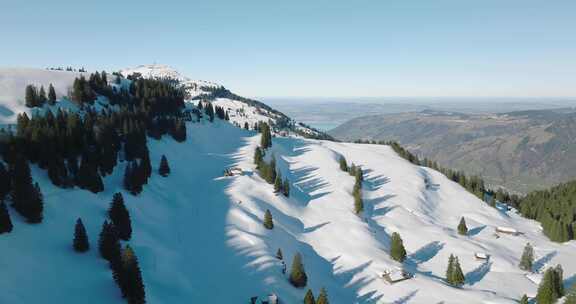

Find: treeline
[25,84,57,107]
[519,180,576,242]
[338,156,363,213]
[352,139,521,207]
[253,123,290,197]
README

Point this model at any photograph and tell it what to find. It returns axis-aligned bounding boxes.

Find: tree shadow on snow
[392,290,419,304]
[290,165,331,207]
[468,225,487,237]
[465,261,492,286]
[408,241,445,266]
[364,174,391,191]
[303,221,331,233]
[533,251,557,273]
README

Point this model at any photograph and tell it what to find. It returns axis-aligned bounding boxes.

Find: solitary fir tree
[390,232,406,262]
[289,252,308,288]
[158,155,170,177]
[519,243,534,272]
[304,289,316,304]
[282,178,290,197]
[73,218,90,252]
[446,254,455,284]
[276,248,283,260]
[122,245,146,304]
[48,83,57,105]
[316,288,329,304]
[108,193,132,241]
[457,217,468,235]
[0,201,13,234]
[339,156,348,172]
[274,172,283,193]
[263,209,274,230]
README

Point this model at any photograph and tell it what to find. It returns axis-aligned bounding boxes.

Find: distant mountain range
[330,108,576,193]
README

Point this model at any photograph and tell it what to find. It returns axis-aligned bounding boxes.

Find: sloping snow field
[0,67,574,303]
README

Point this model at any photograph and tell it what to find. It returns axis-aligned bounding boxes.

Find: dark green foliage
[124,162,146,195]
[519,243,534,272]
[274,172,283,193]
[73,218,90,252]
[98,220,120,261]
[283,178,290,197]
[38,86,47,105]
[158,155,170,177]
[0,162,11,201]
[390,232,406,262]
[276,248,283,260]
[316,288,329,304]
[71,76,96,105]
[263,209,274,230]
[48,83,57,105]
[520,180,576,242]
[76,156,104,193]
[457,217,468,235]
[254,147,263,166]
[260,122,272,149]
[537,267,564,304]
[108,193,132,241]
[11,158,43,223]
[564,290,576,304]
[446,254,465,286]
[519,294,529,304]
[304,289,316,304]
[339,156,348,172]
[0,201,13,234]
[25,84,38,107]
[121,245,146,304]
[289,252,308,288]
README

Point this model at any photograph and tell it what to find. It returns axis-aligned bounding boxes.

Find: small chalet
[474,252,490,260]
[224,167,243,177]
[381,269,413,284]
[495,226,520,235]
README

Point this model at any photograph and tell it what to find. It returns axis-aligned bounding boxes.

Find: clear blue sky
[1,0,575,98]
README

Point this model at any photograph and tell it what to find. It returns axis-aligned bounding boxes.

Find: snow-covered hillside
[0,68,84,123]
[0,67,574,303]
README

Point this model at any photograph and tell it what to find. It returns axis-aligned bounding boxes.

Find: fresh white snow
[0,66,575,303]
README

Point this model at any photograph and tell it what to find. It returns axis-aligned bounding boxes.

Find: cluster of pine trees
[536,265,565,304]
[0,157,45,224]
[303,287,329,304]
[98,193,145,303]
[519,180,576,242]
[253,123,291,197]
[25,84,57,107]
[338,156,364,214]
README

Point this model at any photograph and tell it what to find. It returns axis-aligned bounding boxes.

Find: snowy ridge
[0,66,573,303]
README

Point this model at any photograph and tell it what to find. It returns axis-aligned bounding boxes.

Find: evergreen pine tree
[554,264,565,297]
[73,218,90,252]
[254,147,263,167]
[25,84,38,107]
[158,155,170,177]
[457,217,468,235]
[283,178,290,197]
[304,289,316,304]
[0,162,11,201]
[446,254,455,284]
[316,288,329,304]
[274,172,283,193]
[122,245,146,304]
[108,193,132,241]
[48,83,57,105]
[519,243,534,272]
[263,209,274,230]
[12,158,43,223]
[339,156,348,172]
[390,232,406,262]
[289,252,308,288]
[519,294,529,304]
[38,85,47,105]
[0,201,13,234]
[537,268,561,304]
[276,248,283,260]
[451,257,465,287]
[98,220,119,261]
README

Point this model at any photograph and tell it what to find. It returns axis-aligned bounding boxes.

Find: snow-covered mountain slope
[0,66,574,303]
[0,68,85,123]
[1,118,574,303]
[121,64,329,139]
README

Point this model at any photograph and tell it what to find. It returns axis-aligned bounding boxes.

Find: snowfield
[0,66,574,303]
